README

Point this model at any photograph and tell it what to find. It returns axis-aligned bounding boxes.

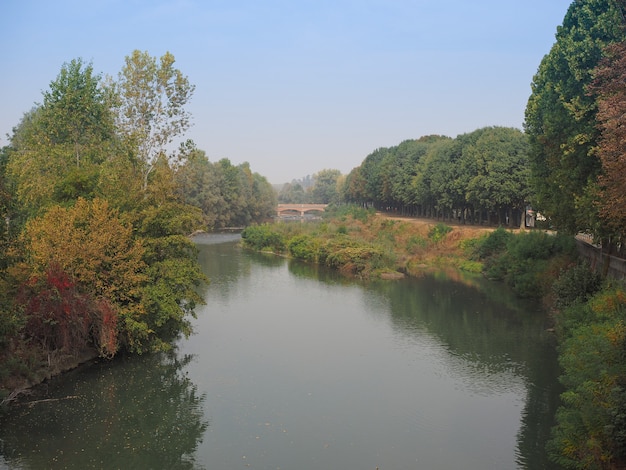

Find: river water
[0,234,562,469]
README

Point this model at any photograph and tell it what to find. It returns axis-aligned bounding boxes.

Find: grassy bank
[242,207,494,280]
[241,206,578,300]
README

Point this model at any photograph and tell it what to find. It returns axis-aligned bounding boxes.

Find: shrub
[407,235,428,255]
[287,235,320,262]
[479,230,579,298]
[474,227,512,260]
[241,224,285,252]
[549,293,626,468]
[17,263,96,354]
[458,260,483,273]
[507,231,575,261]
[552,262,604,310]
[428,223,452,243]
[320,238,386,276]
[323,204,374,222]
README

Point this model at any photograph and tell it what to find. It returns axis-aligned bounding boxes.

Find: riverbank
[242,209,506,281]
[1,347,99,407]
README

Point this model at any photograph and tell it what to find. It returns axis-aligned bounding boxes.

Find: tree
[424,138,464,220]
[21,198,147,354]
[40,58,115,167]
[462,127,530,225]
[591,40,626,255]
[524,0,625,234]
[116,50,195,191]
[7,60,116,215]
[310,169,341,204]
[174,148,226,229]
[278,182,307,203]
[342,166,368,205]
[249,171,278,222]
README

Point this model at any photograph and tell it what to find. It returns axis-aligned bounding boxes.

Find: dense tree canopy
[0,50,276,379]
[7,60,116,217]
[343,129,530,226]
[309,169,341,204]
[524,0,626,234]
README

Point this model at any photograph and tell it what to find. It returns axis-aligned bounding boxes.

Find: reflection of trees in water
[287,258,356,286]
[286,257,562,469]
[195,239,287,303]
[0,351,208,470]
[377,275,563,468]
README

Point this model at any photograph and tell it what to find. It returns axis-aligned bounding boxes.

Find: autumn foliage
[592,41,626,242]
[13,197,150,359]
[17,263,117,358]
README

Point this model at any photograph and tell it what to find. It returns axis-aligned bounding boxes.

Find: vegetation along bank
[2,1,626,468]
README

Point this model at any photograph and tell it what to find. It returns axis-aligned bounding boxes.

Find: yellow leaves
[23,198,147,305]
[589,287,626,319]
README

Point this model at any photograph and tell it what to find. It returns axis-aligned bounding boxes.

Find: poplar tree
[590,41,626,256]
[115,50,195,192]
[524,0,625,234]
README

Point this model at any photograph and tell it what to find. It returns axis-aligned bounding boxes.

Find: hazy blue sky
[2,0,573,183]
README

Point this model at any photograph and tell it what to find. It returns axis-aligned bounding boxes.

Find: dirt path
[376,212,513,236]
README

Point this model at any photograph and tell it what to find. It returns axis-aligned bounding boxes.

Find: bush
[507,231,576,261]
[479,230,579,299]
[407,235,428,255]
[319,237,387,276]
[458,260,483,273]
[549,287,626,469]
[287,235,320,262]
[16,263,102,355]
[428,223,452,243]
[323,204,374,222]
[474,227,512,259]
[552,262,603,310]
[241,224,286,252]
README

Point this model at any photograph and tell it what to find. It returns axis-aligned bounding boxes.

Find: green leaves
[7,59,116,216]
[345,128,529,224]
[174,153,277,229]
[524,0,626,234]
[550,287,626,469]
[116,50,195,191]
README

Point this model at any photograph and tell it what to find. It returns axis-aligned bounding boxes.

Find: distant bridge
[277,204,328,217]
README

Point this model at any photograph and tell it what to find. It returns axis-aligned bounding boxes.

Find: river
[0,234,562,469]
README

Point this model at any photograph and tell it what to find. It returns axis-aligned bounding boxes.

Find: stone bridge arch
[277,204,328,217]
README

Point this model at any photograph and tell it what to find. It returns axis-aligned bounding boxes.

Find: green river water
[0,234,562,469]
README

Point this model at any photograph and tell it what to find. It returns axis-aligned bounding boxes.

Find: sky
[1,0,574,184]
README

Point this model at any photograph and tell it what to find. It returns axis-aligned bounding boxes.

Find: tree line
[0,51,276,387]
[341,128,530,227]
[284,1,626,250]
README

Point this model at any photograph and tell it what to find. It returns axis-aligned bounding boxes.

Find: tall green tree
[524,0,626,234]
[342,166,368,206]
[310,169,342,204]
[7,60,116,215]
[359,148,387,208]
[278,182,307,204]
[116,50,195,191]
[40,58,115,167]
[425,138,464,220]
[174,148,226,229]
[461,127,530,225]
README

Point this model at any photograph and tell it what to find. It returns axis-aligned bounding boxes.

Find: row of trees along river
[1,1,626,468]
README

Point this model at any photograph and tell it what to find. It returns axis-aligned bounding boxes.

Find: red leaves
[17,263,119,357]
[591,41,626,232]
